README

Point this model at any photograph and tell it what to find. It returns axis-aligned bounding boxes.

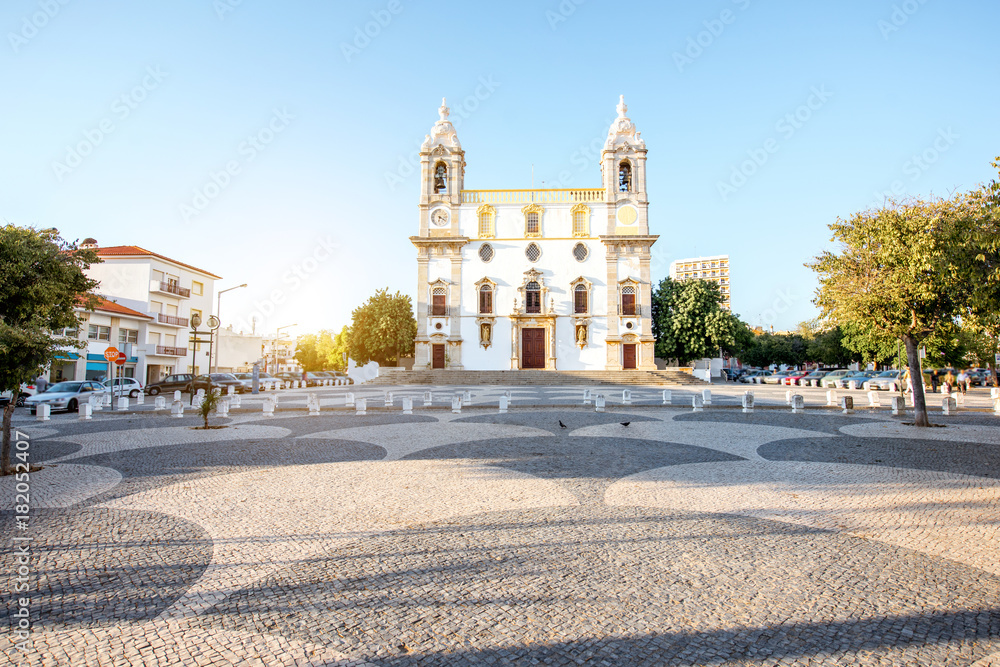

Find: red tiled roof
[95,245,222,279]
[83,296,154,319]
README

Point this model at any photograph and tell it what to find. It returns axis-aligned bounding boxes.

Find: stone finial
[617,94,627,118]
[439,97,449,120]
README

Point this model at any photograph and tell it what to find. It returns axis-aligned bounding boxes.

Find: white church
[411,96,658,372]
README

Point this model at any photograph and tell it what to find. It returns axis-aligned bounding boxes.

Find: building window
[479,243,494,262]
[118,328,139,345]
[525,281,541,314]
[431,287,447,316]
[525,212,539,236]
[88,325,111,341]
[192,281,204,296]
[574,284,588,314]
[572,243,588,262]
[571,204,589,237]
[479,284,493,315]
[477,204,495,238]
[525,243,541,263]
[621,285,636,316]
[619,161,632,192]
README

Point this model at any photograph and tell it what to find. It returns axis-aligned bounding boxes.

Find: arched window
[431,287,447,316]
[572,204,589,237]
[477,204,495,238]
[621,285,636,316]
[433,162,448,194]
[479,284,493,315]
[574,284,588,314]
[618,161,632,193]
[525,281,541,314]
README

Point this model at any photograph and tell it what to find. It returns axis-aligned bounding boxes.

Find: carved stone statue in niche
[434,165,447,193]
[576,325,587,346]
[480,323,492,347]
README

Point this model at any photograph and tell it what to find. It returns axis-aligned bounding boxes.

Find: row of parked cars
[730,367,995,390]
[4,369,354,414]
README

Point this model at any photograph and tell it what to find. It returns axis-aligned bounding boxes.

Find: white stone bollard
[192,394,203,409]
[662,389,672,405]
[891,396,905,416]
[692,395,704,412]
[622,390,632,405]
[78,403,92,421]
[262,397,275,417]
[463,390,472,406]
[402,397,413,415]
[848,380,858,390]
[583,389,592,405]
[171,400,184,418]
[742,392,754,414]
[994,398,1000,415]
[956,392,965,407]
[867,391,880,407]
[791,394,805,413]
[423,391,432,407]
[197,388,206,398]
[452,395,462,414]
[942,396,958,415]
[595,394,606,413]
[173,390,182,402]
[355,398,367,416]
[841,396,854,414]
[227,385,235,396]
[499,396,508,414]
[117,397,129,412]
[230,394,241,408]
[346,392,355,408]
[702,389,712,406]
[826,389,838,407]
[991,388,999,401]
[89,394,101,412]
[889,382,898,393]
[102,393,112,407]
[785,390,793,406]
[136,392,144,405]
[308,393,320,416]
[504,390,512,401]
[216,400,230,418]
[385,392,394,407]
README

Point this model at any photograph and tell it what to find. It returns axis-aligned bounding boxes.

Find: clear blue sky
[3,0,998,335]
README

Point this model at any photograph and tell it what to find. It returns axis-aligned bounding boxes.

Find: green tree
[1,226,99,474]
[293,333,324,371]
[197,389,221,429]
[806,325,858,367]
[294,329,349,371]
[348,289,416,367]
[651,278,739,364]
[329,326,351,371]
[809,182,999,426]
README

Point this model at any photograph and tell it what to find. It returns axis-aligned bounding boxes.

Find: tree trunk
[903,334,930,427]
[2,402,15,475]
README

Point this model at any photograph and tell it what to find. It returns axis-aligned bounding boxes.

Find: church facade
[411,96,658,371]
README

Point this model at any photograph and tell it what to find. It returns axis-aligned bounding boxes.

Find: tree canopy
[651,278,742,364]
[293,326,352,371]
[348,289,416,367]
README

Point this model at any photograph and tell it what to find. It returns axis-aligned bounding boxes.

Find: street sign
[115,352,126,366]
[103,347,120,362]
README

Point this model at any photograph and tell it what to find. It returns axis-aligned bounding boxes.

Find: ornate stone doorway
[623,344,637,370]
[521,329,546,369]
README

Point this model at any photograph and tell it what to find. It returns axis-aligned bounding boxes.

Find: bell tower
[417,98,466,237]
[601,95,649,235]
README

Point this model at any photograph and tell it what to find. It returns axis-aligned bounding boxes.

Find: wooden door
[521,329,545,369]
[432,344,445,369]
[623,344,637,370]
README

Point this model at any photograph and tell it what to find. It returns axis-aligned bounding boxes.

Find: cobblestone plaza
[3,384,1000,666]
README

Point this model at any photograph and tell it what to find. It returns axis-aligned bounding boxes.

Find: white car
[102,377,144,398]
[24,381,107,414]
[0,383,39,407]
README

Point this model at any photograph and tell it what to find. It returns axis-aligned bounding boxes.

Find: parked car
[782,370,812,386]
[762,370,796,385]
[838,371,876,389]
[103,377,143,398]
[819,370,851,388]
[145,373,194,396]
[0,383,38,407]
[796,370,829,387]
[187,373,247,395]
[740,370,770,384]
[231,372,281,392]
[325,370,354,385]
[864,370,903,391]
[24,381,106,414]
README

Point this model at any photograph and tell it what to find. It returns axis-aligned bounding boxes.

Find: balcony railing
[154,281,191,298]
[155,345,188,356]
[157,313,189,327]
[618,305,646,317]
[429,306,450,317]
[461,189,605,205]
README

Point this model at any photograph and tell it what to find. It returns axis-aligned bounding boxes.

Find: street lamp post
[212,283,248,373]
[273,324,297,374]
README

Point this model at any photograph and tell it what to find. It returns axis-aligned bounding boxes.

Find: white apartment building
[669,255,731,310]
[82,241,220,383]
[49,297,154,382]
[215,326,264,374]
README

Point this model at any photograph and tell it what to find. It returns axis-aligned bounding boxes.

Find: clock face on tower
[431,209,449,227]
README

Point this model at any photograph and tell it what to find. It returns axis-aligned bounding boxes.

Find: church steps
[367,368,700,386]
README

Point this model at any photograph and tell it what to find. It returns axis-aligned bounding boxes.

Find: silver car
[232,372,281,391]
[24,381,106,414]
[864,370,903,390]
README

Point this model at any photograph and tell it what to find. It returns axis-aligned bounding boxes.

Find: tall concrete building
[669,255,731,310]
